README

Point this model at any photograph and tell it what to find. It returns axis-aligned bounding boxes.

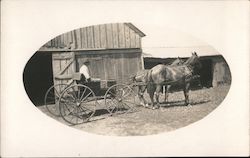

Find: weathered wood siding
[51,52,76,93]
[75,49,143,84]
[41,23,144,50]
[212,57,231,87]
[42,23,145,88]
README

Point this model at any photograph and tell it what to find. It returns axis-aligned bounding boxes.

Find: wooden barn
[144,54,231,88]
[23,23,145,105]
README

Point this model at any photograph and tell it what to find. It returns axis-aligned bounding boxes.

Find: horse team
[132,52,202,109]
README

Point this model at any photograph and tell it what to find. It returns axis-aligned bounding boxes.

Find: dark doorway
[199,59,213,88]
[23,52,54,106]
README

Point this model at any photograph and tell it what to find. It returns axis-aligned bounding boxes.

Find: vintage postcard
[1,0,249,157]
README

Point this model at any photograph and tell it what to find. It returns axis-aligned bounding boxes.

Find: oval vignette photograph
[23,23,231,136]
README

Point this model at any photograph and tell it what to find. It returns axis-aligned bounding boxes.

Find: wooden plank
[52,53,62,92]
[55,58,74,76]
[81,28,88,48]
[51,39,55,47]
[106,24,113,48]
[75,29,82,49]
[67,31,73,44]
[112,23,119,48]
[61,55,67,85]
[86,26,94,48]
[93,25,101,48]
[72,31,76,48]
[124,25,131,48]
[71,31,77,49]
[57,36,62,48]
[135,34,140,48]
[70,52,76,75]
[100,24,107,48]
[118,23,125,48]
[55,74,73,80]
[103,57,109,80]
[129,29,136,48]
[60,34,65,48]
[53,53,74,59]
[63,33,68,48]
[138,36,141,48]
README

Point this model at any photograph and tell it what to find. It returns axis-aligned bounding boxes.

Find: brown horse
[131,57,185,108]
[148,52,201,109]
[164,57,184,103]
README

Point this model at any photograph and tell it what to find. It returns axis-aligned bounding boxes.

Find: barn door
[52,52,76,93]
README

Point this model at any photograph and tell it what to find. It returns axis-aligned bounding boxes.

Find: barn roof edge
[124,23,146,37]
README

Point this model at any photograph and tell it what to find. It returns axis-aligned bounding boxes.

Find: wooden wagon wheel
[104,84,137,115]
[58,84,97,125]
[44,83,68,117]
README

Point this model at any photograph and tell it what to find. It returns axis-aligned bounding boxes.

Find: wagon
[44,73,138,125]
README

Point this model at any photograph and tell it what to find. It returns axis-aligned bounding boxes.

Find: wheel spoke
[54,88,60,97]
[80,92,92,103]
[110,89,118,96]
[79,87,87,101]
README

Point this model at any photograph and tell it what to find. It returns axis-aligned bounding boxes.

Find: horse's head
[185,52,202,69]
[171,57,184,66]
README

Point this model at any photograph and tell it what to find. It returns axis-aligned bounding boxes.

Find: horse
[131,57,185,108]
[147,52,202,109]
[163,57,184,103]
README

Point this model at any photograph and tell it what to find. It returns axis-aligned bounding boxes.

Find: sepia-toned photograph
[1,0,249,157]
[23,22,231,136]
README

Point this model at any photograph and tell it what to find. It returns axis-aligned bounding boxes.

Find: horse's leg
[183,82,191,106]
[147,83,156,108]
[154,84,162,109]
[165,85,170,104]
[141,85,149,107]
[138,85,148,107]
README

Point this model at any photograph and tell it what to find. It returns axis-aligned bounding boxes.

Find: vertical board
[54,36,58,48]
[51,39,55,48]
[60,34,65,48]
[72,31,77,49]
[93,25,101,48]
[118,23,125,48]
[75,29,82,49]
[86,26,94,48]
[124,25,130,48]
[41,23,144,50]
[52,52,76,91]
[129,29,136,48]
[67,31,73,44]
[52,53,61,92]
[106,24,113,48]
[104,55,115,80]
[63,33,68,48]
[135,34,140,48]
[100,24,107,48]
[112,23,119,48]
[116,54,123,84]
[81,28,88,48]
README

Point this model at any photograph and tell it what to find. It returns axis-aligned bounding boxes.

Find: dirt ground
[39,85,230,136]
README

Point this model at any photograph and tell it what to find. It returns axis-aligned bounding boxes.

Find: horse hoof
[186,103,192,107]
[152,106,159,110]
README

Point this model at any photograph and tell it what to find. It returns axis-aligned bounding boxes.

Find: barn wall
[211,57,231,87]
[75,49,143,84]
[41,23,143,50]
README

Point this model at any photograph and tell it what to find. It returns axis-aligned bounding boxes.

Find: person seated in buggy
[78,59,91,84]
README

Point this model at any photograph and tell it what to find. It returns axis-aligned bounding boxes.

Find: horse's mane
[184,52,198,66]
